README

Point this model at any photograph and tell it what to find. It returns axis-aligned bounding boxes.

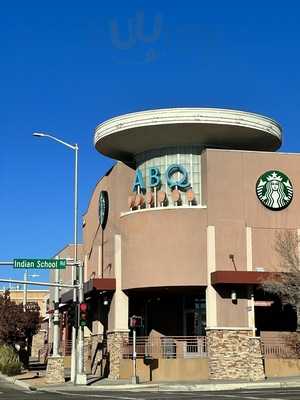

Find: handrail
[121,335,207,359]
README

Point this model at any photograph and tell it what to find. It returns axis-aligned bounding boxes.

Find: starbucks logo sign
[98,190,109,229]
[256,170,293,210]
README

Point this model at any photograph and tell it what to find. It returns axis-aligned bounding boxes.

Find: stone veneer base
[107,331,129,380]
[206,328,265,381]
[46,356,65,384]
[31,331,46,359]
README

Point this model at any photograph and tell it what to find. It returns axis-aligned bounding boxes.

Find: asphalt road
[40,388,300,399]
[2,378,300,400]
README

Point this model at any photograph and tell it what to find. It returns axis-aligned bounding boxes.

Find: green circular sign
[98,190,109,228]
[256,170,293,211]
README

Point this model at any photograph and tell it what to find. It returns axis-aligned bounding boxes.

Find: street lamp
[33,132,84,383]
[23,272,39,311]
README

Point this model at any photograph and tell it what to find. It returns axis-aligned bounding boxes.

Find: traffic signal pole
[71,143,79,384]
[23,270,28,312]
[76,262,86,384]
[53,268,60,357]
[129,316,142,384]
[70,272,77,384]
[132,327,137,384]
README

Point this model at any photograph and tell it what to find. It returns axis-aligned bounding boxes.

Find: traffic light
[79,303,88,327]
[129,315,143,328]
[62,312,67,328]
[68,303,77,327]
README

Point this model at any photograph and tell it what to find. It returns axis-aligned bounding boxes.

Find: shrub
[0,345,22,376]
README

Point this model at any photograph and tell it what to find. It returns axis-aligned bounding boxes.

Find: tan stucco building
[0,289,49,318]
[52,108,299,381]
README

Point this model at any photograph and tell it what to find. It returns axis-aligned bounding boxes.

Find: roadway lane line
[241,398,284,400]
[213,395,286,400]
[212,395,246,398]
[52,391,146,400]
[240,389,300,394]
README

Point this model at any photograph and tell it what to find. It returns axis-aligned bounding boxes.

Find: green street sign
[13,259,67,269]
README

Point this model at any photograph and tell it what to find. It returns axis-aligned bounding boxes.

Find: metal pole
[132,328,137,383]
[53,268,60,357]
[0,278,79,288]
[23,270,28,311]
[32,133,81,382]
[251,290,256,337]
[71,143,79,383]
[74,144,79,273]
[77,262,84,375]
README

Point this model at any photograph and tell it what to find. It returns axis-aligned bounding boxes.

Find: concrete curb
[4,372,300,393]
[40,380,300,393]
[41,383,160,392]
[0,372,37,391]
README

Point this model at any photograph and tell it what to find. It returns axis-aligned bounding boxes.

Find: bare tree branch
[262,230,300,329]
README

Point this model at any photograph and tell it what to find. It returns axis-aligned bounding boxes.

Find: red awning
[211,271,282,285]
[61,278,116,303]
[83,278,116,292]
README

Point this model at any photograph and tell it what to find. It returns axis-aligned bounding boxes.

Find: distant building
[0,289,49,317]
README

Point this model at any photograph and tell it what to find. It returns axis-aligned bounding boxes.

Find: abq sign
[132,163,190,192]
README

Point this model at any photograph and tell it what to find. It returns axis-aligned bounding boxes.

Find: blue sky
[1,1,300,288]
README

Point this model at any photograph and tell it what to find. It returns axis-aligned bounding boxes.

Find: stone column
[107,330,129,380]
[31,330,46,358]
[46,356,65,384]
[83,336,92,374]
[106,235,129,380]
[248,336,265,381]
[207,328,265,381]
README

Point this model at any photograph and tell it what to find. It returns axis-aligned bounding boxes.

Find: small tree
[0,291,40,346]
[262,230,300,330]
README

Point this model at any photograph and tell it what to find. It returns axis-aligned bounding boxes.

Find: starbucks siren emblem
[256,170,293,210]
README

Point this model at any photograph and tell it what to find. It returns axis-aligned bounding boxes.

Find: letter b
[149,167,160,188]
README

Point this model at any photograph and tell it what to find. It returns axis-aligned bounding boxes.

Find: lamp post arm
[41,134,77,150]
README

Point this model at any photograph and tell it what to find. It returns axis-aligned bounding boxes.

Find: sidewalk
[50,378,300,392]
[19,375,300,393]
[3,366,300,393]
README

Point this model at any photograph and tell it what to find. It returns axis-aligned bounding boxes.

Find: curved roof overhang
[94,108,282,164]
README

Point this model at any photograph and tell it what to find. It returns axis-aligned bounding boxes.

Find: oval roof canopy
[94,108,282,164]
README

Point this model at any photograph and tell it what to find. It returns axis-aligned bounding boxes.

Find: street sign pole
[53,268,60,357]
[0,278,79,289]
[23,270,28,312]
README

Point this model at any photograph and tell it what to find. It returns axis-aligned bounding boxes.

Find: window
[135,146,202,207]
